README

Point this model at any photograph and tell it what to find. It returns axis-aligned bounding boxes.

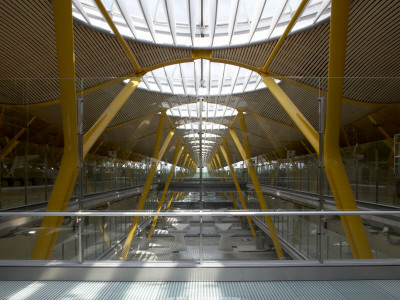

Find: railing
[255,139,400,207]
[1,208,399,263]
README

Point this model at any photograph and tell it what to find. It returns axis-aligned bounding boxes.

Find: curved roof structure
[0,0,399,167]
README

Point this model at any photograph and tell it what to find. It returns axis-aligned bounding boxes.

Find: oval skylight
[189,140,217,145]
[176,122,227,131]
[184,133,220,140]
[73,0,331,48]
[136,60,277,96]
[192,145,214,149]
[167,102,237,118]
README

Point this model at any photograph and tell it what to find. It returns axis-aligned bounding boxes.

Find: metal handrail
[1,210,399,217]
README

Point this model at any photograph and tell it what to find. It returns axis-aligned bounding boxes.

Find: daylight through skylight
[73,0,331,48]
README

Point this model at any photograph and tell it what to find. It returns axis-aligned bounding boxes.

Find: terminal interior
[0,0,400,298]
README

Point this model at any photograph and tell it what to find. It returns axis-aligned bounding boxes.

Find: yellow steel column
[220,142,257,238]
[231,114,284,259]
[211,158,224,182]
[98,217,111,247]
[214,152,241,215]
[0,116,36,160]
[177,152,189,181]
[262,78,319,154]
[83,79,141,157]
[260,0,309,73]
[120,111,171,260]
[33,81,141,258]
[31,0,79,260]
[164,192,176,215]
[163,152,190,219]
[270,160,281,186]
[91,141,104,156]
[94,0,142,72]
[324,0,372,258]
[367,116,392,141]
[215,149,242,221]
[148,138,184,238]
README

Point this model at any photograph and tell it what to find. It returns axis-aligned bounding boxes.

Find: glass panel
[0,215,77,261]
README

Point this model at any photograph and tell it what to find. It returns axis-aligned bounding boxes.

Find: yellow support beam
[163,151,191,220]
[83,79,140,157]
[219,143,257,238]
[148,138,184,238]
[91,141,104,156]
[98,217,111,247]
[0,116,36,160]
[367,115,394,157]
[324,0,372,259]
[213,153,241,219]
[32,0,79,260]
[93,0,142,73]
[262,78,319,154]
[260,0,309,73]
[230,125,284,259]
[120,112,172,260]
[270,160,281,186]
[300,140,316,158]
[164,192,176,217]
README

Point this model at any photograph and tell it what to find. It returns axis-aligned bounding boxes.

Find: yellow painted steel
[300,140,316,157]
[158,129,176,159]
[324,0,373,259]
[91,141,104,155]
[83,79,140,157]
[98,217,111,247]
[260,0,309,73]
[212,154,240,215]
[262,77,319,154]
[31,0,79,260]
[162,152,191,221]
[237,111,252,159]
[0,116,36,160]
[211,158,223,182]
[148,138,184,238]
[143,52,261,75]
[120,112,170,260]
[219,145,257,238]
[270,161,281,186]
[169,151,188,184]
[229,127,285,259]
[367,116,391,139]
[94,0,142,73]
[270,75,386,107]
[164,192,177,216]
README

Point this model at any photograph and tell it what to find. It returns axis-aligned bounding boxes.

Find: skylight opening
[184,133,220,140]
[176,122,228,131]
[189,140,217,145]
[73,0,331,48]
[167,101,237,118]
